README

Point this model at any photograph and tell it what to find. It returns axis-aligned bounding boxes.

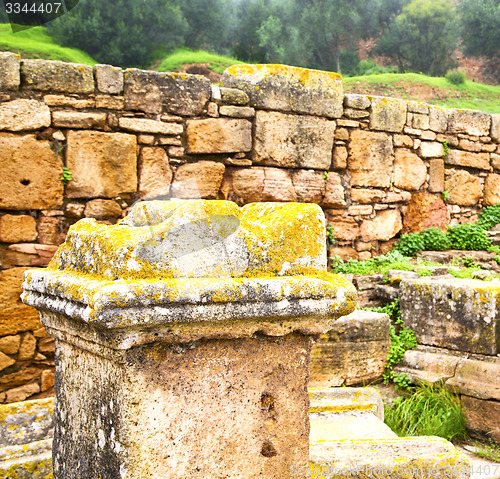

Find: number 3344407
[4,3,62,14]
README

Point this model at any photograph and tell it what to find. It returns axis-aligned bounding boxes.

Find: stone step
[0,439,52,479]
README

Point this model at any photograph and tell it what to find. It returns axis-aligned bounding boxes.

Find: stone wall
[1,53,500,403]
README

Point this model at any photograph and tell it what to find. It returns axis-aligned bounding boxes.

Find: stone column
[22,200,356,479]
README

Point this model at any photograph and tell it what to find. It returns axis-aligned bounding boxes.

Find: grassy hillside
[0,24,96,65]
[344,73,500,114]
[155,48,243,74]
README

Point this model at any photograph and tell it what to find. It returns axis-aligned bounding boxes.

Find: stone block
[444,170,482,206]
[448,357,500,401]
[348,205,373,216]
[96,95,125,109]
[0,52,20,90]
[94,64,124,94]
[44,94,95,108]
[0,351,15,371]
[393,134,413,148]
[462,395,500,443]
[351,189,385,204]
[84,199,123,220]
[344,108,369,119]
[219,87,249,105]
[0,268,42,337]
[52,111,107,129]
[370,97,407,132]
[400,277,500,355]
[222,64,343,117]
[412,113,429,130]
[321,173,346,208]
[332,145,348,169]
[219,105,255,118]
[66,130,137,198]
[309,310,390,387]
[18,332,36,360]
[483,173,500,206]
[37,217,62,245]
[0,214,37,243]
[429,106,448,133]
[349,130,393,187]
[402,192,449,234]
[41,369,55,392]
[119,117,183,135]
[0,99,50,131]
[458,139,482,152]
[253,111,335,169]
[393,149,427,191]
[138,147,173,199]
[429,159,445,193]
[327,217,360,241]
[492,153,500,171]
[445,149,490,170]
[420,141,444,158]
[186,118,252,154]
[407,101,429,114]
[171,161,225,199]
[231,167,297,203]
[360,209,402,242]
[448,109,491,137]
[5,382,40,403]
[491,114,500,143]
[291,170,326,203]
[124,68,211,116]
[0,133,63,209]
[344,94,371,110]
[21,59,94,93]
[0,335,20,355]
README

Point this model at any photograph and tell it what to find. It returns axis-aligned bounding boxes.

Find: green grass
[384,382,467,441]
[156,47,243,74]
[0,23,96,65]
[344,72,500,113]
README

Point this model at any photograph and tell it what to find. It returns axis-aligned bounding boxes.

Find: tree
[47,0,187,67]
[458,0,500,75]
[375,0,459,75]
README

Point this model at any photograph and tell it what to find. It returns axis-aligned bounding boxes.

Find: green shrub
[477,204,500,230]
[394,232,425,256]
[445,69,466,85]
[420,227,450,251]
[447,223,492,250]
[384,382,466,441]
[330,250,414,275]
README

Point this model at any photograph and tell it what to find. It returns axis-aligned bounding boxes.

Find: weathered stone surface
[5,243,58,267]
[412,113,429,130]
[37,217,62,245]
[186,118,252,154]
[344,94,371,110]
[348,205,373,216]
[344,108,369,119]
[393,149,426,191]
[52,111,107,129]
[138,147,173,199]
[0,335,20,355]
[96,95,125,110]
[221,64,343,118]
[402,192,449,233]
[119,117,183,135]
[400,278,500,355]
[407,101,429,114]
[429,159,445,193]
[219,105,255,118]
[84,199,123,219]
[5,382,40,403]
[321,173,346,208]
[309,310,390,387]
[231,167,297,203]
[458,139,482,152]
[219,87,249,105]
[41,369,55,392]
[253,111,335,170]
[445,149,490,170]
[0,99,50,131]
[370,97,407,132]
[483,174,500,206]
[0,351,15,371]
[291,170,326,203]
[448,109,491,137]
[492,153,500,171]
[333,145,348,169]
[351,189,385,204]
[445,170,483,206]
[327,217,360,241]
[171,161,225,199]
[448,357,500,401]
[0,133,63,209]
[491,114,500,143]
[360,209,402,242]
[0,52,20,90]
[18,332,36,360]
[21,59,94,93]
[429,106,448,133]
[44,94,95,109]
[0,214,37,243]
[393,134,413,148]
[420,141,444,158]
[462,395,500,443]
[0,268,42,337]
[66,131,137,198]
[349,130,393,187]
[94,64,124,94]
[329,246,358,260]
[124,68,211,116]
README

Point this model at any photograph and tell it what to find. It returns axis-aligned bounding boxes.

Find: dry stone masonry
[1,52,500,402]
[21,200,356,478]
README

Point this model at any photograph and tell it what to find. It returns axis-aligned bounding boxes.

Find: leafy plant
[462,256,478,268]
[447,223,492,251]
[323,171,329,182]
[384,382,466,441]
[477,203,500,230]
[60,166,72,185]
[394,232,425,256]
[442,190,449,201]
[473,439,500,462]
[445,69,466,85]
[326,224,335,245]
[420,227,450,251]
[330,250,414,275]
[442,140,449,158]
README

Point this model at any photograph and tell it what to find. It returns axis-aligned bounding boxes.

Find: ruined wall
[1,52,500,403]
